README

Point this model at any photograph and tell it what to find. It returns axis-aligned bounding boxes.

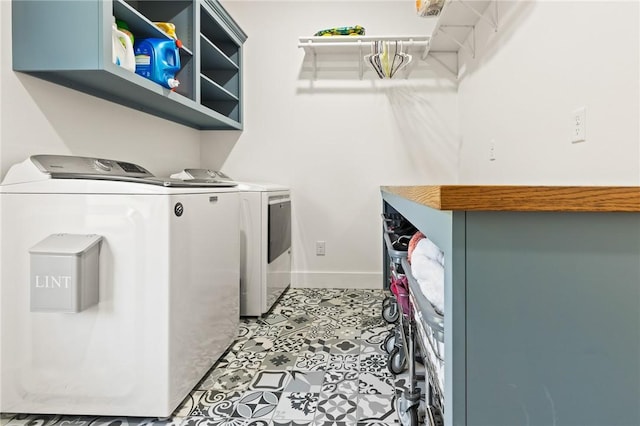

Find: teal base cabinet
[12,0,246,130]
[381,186,640,426]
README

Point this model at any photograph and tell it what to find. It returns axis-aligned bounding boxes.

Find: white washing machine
[171,169,291,317]
[0,155,240,417]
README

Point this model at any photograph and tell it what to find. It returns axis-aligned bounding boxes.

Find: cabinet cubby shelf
[201,35,239,70]
[114,1,182,45]
[12,0,246,130]
[200,75,238,102]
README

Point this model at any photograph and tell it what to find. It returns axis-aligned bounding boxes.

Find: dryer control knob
[94,159,113,172]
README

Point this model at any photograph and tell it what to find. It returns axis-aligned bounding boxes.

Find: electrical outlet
[571,107,586,143]
[489,139,496,161]
[316,241,326,256]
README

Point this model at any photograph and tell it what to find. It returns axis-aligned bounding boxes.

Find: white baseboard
[291,271,383,289]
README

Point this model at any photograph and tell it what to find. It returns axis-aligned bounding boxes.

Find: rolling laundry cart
[400,257,445,426]
[381,212,445,426]
[381,212,416,323]
[384,265,410,375]
[383,257,445,426]
[381,212,415,377]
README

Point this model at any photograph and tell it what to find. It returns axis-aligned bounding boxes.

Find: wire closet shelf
[297,0,499,79]
[297,35,430,80]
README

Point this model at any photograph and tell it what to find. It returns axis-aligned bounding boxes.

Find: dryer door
[266,195,291,311]
[268,199,291,263]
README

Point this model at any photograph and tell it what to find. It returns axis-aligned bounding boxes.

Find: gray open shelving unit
[12,0,247,130]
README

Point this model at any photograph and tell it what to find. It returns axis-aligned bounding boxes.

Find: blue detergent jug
[134,38,181,89]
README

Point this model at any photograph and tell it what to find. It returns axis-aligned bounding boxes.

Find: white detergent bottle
[112,22,135,72]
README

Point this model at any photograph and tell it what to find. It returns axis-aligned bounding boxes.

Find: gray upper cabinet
[12,0,247,130]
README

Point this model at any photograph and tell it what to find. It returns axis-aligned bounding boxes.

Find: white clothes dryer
[171,169,291,317]
[0,155,240,417]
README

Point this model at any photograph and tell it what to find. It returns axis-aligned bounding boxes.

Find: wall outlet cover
[571,107,586,143]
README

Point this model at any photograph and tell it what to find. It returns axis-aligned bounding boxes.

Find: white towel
[413,237,444,266]
[411,253,444,315]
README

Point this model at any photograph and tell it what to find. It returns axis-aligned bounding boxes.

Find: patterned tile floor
[2,288,418,426]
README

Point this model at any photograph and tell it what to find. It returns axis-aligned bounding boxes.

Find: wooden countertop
[381,185,640,212]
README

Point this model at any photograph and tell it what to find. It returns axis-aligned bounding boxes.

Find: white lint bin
[29,234,103,313]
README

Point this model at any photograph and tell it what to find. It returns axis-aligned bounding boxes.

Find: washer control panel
[180,169,233,181]
[31,155,152,178]
[26,155,237,187]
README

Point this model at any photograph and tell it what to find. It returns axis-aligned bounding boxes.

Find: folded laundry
[408,231,424,261]
[410,233,445,314]
[410,234,444,266]
[412,254,444,315]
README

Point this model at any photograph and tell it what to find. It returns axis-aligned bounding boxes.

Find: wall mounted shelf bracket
[428,52,458,76]
[458,0,499,32]
[437,25,476,58]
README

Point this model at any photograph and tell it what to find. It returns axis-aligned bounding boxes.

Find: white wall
[0,2,202,178]
[203,1,461,288]
[457,0,640,185]
[6,0,629,290]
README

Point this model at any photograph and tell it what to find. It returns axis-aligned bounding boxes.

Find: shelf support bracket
[429,52,458,77]
[438,25,475,58]
[458,0,498,32]
[420,39,431,61]
[307,41,317,81]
